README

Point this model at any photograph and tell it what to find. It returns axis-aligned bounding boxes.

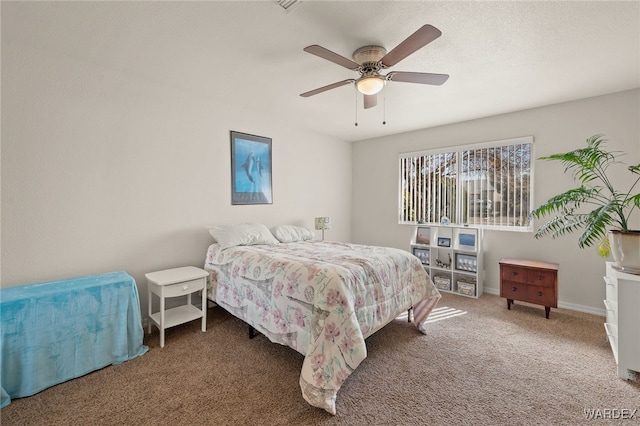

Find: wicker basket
[434,275,451,291]
[457,280,476,297]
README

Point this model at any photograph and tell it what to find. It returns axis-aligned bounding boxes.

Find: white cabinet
[411,225,483,298]
[604,262,640,380]
[146,266,209,348]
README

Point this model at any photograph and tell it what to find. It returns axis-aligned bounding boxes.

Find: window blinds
[399,137,533,230]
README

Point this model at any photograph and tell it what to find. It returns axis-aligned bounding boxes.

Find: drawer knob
[183,285,189,290]
[538,291,543,296]
[511,272,518,276]
[512,286,517,292]
[537,275,543,280]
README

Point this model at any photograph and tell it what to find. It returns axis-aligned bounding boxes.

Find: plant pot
[609,230,640,273]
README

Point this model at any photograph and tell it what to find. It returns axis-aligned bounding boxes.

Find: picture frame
[437,237,451,247]
[458,232,477,250]
[455,253,477,272]
[230,131,273,205]
[412,247,430,265]
[415,227,431,245]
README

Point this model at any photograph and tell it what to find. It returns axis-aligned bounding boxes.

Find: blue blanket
[1,271,148,408]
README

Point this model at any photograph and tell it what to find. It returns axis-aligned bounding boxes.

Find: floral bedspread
[204,241,441,414]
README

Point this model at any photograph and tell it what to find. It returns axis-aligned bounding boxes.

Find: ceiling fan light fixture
[356,76,385,95]
[301,25,448,106]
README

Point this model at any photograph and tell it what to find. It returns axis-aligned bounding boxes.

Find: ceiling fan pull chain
[354,90,359,126]
[381,93,387,125]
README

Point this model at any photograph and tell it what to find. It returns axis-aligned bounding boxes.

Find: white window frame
[399,136,534,232]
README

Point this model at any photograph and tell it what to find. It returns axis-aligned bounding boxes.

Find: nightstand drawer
[162,278,205,298]
[527,269,555,288]
[526,285,556,307]
[501,281,527,300]
[501,266,528,284]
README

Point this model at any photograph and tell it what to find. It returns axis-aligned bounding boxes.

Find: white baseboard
[482,287,605,317]
[557,301,605,317]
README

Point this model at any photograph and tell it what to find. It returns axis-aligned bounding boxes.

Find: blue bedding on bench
[0,271,148,408]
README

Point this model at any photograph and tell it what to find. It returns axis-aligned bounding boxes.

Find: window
[399,136,533,230]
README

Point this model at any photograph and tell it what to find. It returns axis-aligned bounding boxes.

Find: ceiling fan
[300,24,449,109]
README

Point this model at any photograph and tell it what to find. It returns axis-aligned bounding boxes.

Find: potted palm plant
[530,135,640,273]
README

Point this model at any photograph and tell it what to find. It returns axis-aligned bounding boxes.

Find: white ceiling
[3,1,639,142]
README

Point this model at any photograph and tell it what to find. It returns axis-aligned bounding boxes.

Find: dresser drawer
[162,278,205,298]
[604,299,617,326]
[526,285,557,308]
[527,269,556,288]
[501,281,528,300]
[501,266,528,284]
[604,276,617,302]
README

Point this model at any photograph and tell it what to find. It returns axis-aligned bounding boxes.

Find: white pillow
[206,225,222,242]
[208,223,279,249]
[270,225,315,243]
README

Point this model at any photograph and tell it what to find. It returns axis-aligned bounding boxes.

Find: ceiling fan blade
[364,94,377,109]
[387,71,449,85]
[380,25,442,67]
[303,45,360,70]
[300,79,355,97]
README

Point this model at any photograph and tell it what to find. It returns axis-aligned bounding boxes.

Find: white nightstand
[146,266,209,348]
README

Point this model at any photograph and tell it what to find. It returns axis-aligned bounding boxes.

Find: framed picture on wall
[230,131,273,205]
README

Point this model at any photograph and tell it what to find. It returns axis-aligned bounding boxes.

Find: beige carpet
[2,292,638,425]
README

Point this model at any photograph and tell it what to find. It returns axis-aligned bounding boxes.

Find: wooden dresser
[499,258,559,318]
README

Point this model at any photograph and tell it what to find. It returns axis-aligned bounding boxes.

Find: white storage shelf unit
[411,225,483,298]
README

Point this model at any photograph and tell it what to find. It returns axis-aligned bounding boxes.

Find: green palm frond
[578,206,615,248]
[533,214,588,240]
[529,186,597,219]
[539,135,617,185]
[532,135,640,255]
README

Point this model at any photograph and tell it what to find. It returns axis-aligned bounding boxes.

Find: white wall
[352,89,640,314]
[1,38,352,315]
[3,24,638,318]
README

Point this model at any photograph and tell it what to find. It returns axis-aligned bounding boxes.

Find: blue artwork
[459,233,476,248]
[231,131,272,204]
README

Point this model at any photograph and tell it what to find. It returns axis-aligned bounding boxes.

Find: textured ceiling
[3,1,639,142]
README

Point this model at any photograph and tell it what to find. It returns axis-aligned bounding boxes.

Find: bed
[204,224,441,414]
